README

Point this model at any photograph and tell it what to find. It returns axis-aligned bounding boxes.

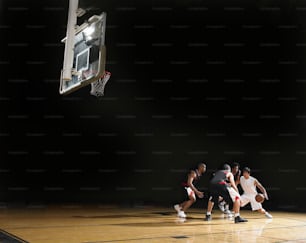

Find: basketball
[255,193,265,203]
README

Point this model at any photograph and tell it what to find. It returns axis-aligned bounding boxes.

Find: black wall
[1,0,306,210]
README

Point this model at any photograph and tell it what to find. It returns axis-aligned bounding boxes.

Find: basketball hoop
[90,71,111,97]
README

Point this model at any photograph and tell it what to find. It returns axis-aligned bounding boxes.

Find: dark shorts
[209,183,232,204]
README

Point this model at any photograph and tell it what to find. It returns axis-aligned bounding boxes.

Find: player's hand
[197,191,204,198]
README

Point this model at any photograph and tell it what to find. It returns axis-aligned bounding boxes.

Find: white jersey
[240,176,257,195]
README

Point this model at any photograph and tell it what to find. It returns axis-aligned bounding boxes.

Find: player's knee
[234,197,241,206]
[190,197,196,203]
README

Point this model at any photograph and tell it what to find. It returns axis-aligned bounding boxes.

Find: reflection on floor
[0,206,305,243]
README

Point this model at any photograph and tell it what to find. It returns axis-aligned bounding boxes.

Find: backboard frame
[59,12,107,95]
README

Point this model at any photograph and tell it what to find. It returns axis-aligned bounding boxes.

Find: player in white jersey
[239,167,272,218]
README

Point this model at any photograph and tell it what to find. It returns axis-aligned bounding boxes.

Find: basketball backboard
[59,12,107,95]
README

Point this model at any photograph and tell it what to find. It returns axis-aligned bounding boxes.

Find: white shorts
[226,187,241,202]
[185,187,196,201]
[240,194,262,211]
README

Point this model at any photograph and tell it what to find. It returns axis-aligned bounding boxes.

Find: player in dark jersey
[205,164,247,223]
[218,162,241,213]
[232,162,241,185]
[174,163,206,218]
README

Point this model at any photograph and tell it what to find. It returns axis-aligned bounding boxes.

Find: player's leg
[258,208,272,218]
[205,184,220,221]
[174,190,183,215]
[174,204,182,214]
[174,187,190,216]
[174,187,184,215]
[249,195,273,218]
[240,194,251,208]
[218,196,226,212]
[221,201,232,216]
[174,187,196,218]
[218,196,232,216]
[181,188,196,211]
[232,198,240,215]
[179,197,196,213]
[226,187,247,223]
[205,196,215,221]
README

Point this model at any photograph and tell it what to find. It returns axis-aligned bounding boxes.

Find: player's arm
[255,179,269,200]
[228,172,239,193]
[187,171,203,198]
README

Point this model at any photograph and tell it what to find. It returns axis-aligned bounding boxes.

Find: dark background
[0,0,306,211]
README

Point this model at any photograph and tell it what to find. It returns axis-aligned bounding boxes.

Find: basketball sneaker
[234,216,248,223]
[265,212,273,219]
[178,211,187,218]
[218,200,226,212]
[204,214,212,221]
[174,204,181,214]
[224,209,233,218]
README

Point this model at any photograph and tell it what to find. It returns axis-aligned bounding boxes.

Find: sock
[234,213,240,217]
[206,212,211,216]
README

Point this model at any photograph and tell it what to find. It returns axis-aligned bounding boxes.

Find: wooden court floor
[0,205,305,243]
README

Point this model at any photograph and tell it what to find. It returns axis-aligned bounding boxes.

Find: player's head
[242,167,251,178]
[222,163,231,172]
[197,163,206,174]
[231,162,240,174]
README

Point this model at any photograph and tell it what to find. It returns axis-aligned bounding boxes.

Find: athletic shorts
[209,184,240,204]
[184,187,196,201]
[240,193,262,211]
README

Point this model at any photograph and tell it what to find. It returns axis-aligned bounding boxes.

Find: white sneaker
[178,211,187,218]
[224,209,232,214]
[174,204,181,213]
[224,209,233,217]
[265,212,273,219]
[218,201,226,212]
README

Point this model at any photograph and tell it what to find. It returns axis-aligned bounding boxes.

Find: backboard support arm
[62,0,79,81]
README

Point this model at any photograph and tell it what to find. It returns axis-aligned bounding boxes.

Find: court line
[0,229,29,243]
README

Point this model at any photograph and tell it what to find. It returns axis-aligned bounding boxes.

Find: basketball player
[239,167,272,218]
[232,162,241,185]
[218,162,241,214]
[174,163,206,218]
[205,164,247,223]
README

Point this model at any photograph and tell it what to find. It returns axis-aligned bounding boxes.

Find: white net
[90,71,111,97]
